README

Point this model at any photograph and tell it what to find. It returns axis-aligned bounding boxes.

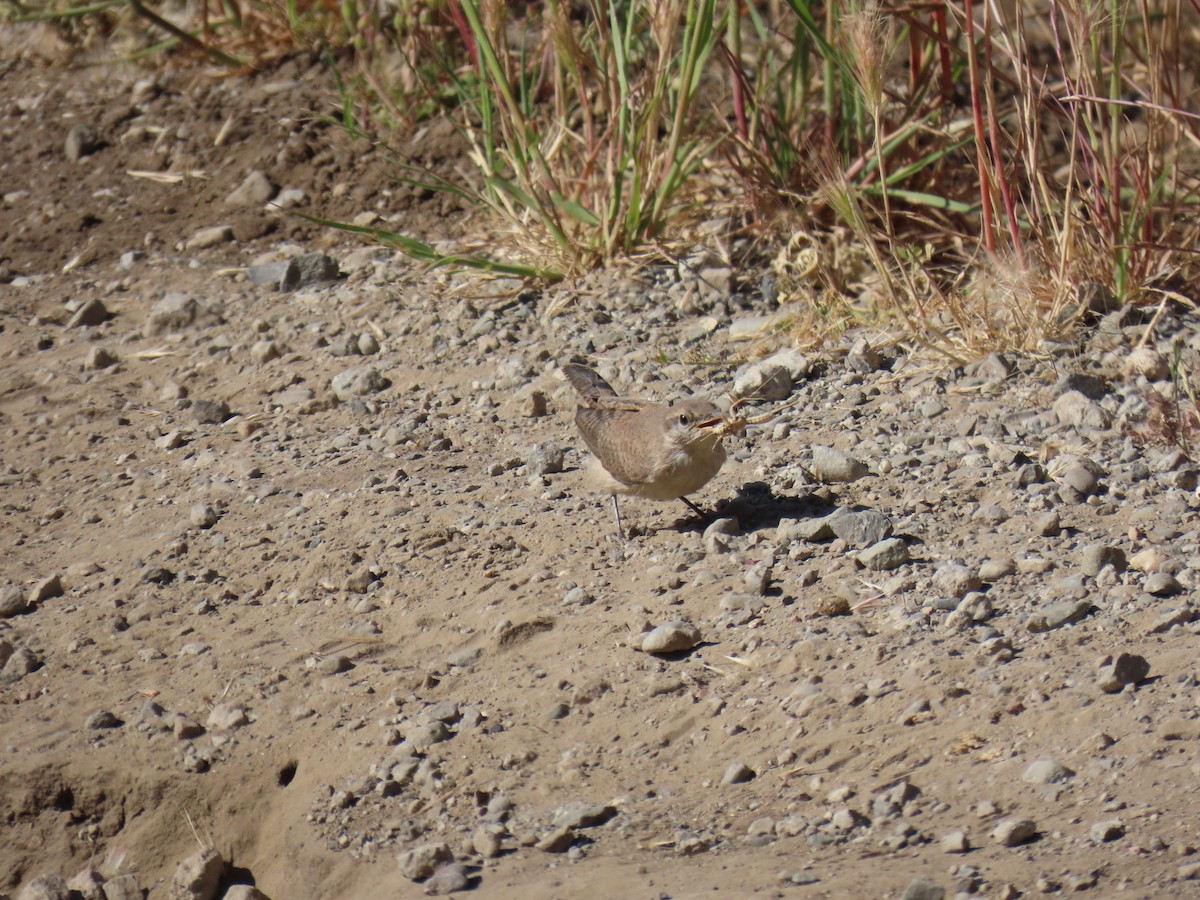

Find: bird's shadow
[668,482,836,533]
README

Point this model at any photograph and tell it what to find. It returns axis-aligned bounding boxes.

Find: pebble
[206,703,249,730]
[703,517,740,554]
[1097,652,1150,693]
[721,761,755,784]
[0,584,26,617]
[1080,543,1126,576]
[423,862,471,895]
[1090,820,1125,842]
[1124,346,1168,380]
[899,878,945,900]
[396,842,453,880]
[168,848,224,900]
[191,400,231,425]
[68,298,108,328]
[933,563,982,598]
[526,442,565,475]
[1053,390,1111,428]
[641,620,701,654]
[536,825,576,852]
[991,818,1037,846]
[184,225,235,251]
[553,803,617,828]
[472,827,503,858]
[147,293,201,334]
[1035,511,1061,536]
[847,336,883,372]
[18,875,71,900]
[1026,599,1092,632]
[225,170,278,206]
[940,830,969,853]
[856,537,910,570]
[316,654,352,675]
[29,574,64,605]
[281,252,342,290]
[250,340,282,364]
[84,346,117,369]
[811,446,868,483]
[86,710,122,730]
[1144,572,1182,595]
[331,366,387,401]
[64,124,103,162]
[828,509,893,548]
[1022,758,1072,784]
[190,504,220,528]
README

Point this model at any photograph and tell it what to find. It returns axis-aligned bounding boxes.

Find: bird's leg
[611,494,626,541]
[678,496,711,522]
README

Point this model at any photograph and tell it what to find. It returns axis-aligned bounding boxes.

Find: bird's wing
[575,407,659,487]
[562,364,619,401]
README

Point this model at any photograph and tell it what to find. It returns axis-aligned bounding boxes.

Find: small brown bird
[562,363,730,537]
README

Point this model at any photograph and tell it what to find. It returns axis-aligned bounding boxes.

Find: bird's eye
[678,413,690,426]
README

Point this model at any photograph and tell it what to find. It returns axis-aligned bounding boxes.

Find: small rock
[813,594,850,617]
[1144,572,1182,596]
[148,293,203,334]
[722,761,755,784]
[86,709,122,730]
[703,517,740,554]
[1061,459,1104,496]
[0,585,26,617]
[17,874,71,900]
[331,366,387,401]
[100,876,142,900]
[641,620,701,654]
[472,828,502,858]
[733,360,792,401]
[1097,652,1150,693]
[1053,391,1111,429]
[190,504,220,528]
[1080,544,1126,576]
[847,336,883,372]
[553,803,617,829]
[316,654,352,675]
[423,862,471,895]
[397,842,453,880]
[1027,599,1092,632]
[250,340,282,364]
[206,703,249,730]
[536,825,576,852]
[934,563,982,598]
[1022,758,1072,784]
[526,442,564,475]
[85,346,117,369]
[899,878,945,900]
[1090,820,1125,843]
[29,574,64,605]
[66,868,106,900]
[246,261,290,287]
[828,509,893,548]
[191,399,232,425]
[65,124,103,162]
[1035,511,1061,536]
[225,170,278,206]
[184,225,235,251]
[281,253,341,291]
[811,446,868,483]
[1124,346,1169,380]
[940,830,969,853]
[991,818,1037,847]
[856,537,910,571]
[168,848,224,900]
[68,298,108,327]
[357,333,379,355]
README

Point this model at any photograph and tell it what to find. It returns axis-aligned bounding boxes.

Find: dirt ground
[3,40,1200,900]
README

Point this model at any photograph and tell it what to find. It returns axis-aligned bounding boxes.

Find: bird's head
[664,399,727,448]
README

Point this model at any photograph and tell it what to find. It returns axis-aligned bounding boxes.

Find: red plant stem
[962,0,996,256]
[933,6,952,104]
[982,0,1023,266]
